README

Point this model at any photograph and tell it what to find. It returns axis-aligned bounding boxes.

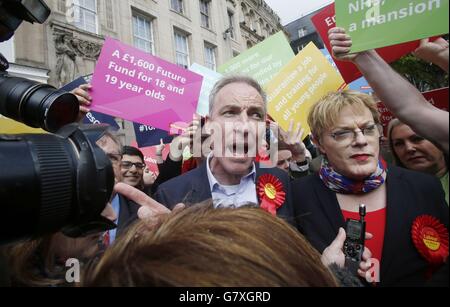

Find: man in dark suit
[96,131,139,243]
[154,76,296,228]
[114,193,139,236]
[154,161,295,225]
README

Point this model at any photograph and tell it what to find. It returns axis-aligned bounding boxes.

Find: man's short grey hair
[97,128,123,155]
[208,75,267,116]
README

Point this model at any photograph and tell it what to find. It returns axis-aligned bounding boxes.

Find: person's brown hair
[5,236,63,287]
[84,204,338,287]
[6,233,103,287]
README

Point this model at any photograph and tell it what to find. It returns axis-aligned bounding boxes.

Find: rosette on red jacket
[257,174,286,216]
[411,215,449,266]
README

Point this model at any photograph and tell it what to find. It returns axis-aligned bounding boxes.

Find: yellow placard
[0,115,46,134]
[266,42,346,135]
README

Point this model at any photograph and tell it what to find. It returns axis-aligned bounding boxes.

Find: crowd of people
[1,28,448,287]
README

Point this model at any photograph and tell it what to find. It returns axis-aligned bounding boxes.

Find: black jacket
[154,161,298,229]
[151,157,183,195]
[292,166,449,287]
[116,194,140,236]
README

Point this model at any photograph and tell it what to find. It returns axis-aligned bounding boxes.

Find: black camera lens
[0,124,116,244]
[0,75,79,132]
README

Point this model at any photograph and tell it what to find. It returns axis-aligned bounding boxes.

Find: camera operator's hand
[321,228,373,279]
[114,182,185,228]
[72,83,92,122]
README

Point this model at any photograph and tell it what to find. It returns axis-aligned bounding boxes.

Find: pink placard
[91,37,203,131]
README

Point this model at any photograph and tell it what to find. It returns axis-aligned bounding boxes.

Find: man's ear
[311,134,326,156]
[204,116,211,131]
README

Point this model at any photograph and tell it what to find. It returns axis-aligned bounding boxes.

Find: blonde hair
[84,204,338,287]
[308,90,381,142]
[387,118,405,167]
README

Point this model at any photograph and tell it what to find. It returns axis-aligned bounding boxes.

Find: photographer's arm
[329,28,449,154]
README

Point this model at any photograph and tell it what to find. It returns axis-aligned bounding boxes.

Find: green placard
[218,32,295,87]
[336,0,449,53]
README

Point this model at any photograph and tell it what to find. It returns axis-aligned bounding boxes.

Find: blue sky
[265,0,333,25]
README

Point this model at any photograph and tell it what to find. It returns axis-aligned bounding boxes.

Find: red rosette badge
[257,174,286,216]
[411,215,449,266]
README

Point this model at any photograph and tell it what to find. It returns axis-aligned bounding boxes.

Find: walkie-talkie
[344,204,366,275]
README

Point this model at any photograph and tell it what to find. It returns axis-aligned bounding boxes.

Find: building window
[0,37,14,62]
[227,10,235,39]
[200,0,211,28]
[298,27,308,38]
[174,31,190,68]
[241,3,249,25]
[204,43,217,70]
[105,0,114,30]
[297,44,306,52]
[171,0,184,14]
[257,19,263,35]
[73,0,98,34]
[248,11,255,31]
[133,13,155,54]
[58,0,66,12]
[265,25,271,38]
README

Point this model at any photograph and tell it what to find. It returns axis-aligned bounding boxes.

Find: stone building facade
[0,0,282,143]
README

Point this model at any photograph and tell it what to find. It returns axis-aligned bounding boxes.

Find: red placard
[312,3,426,84]
[377,87,449,135]
[131,141,170,176]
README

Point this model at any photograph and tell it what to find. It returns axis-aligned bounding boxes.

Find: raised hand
[279,119,307,162]
[413,38,449,72]
[328,27,359,62]
[169,116,201,162]
[72,83,92,122]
